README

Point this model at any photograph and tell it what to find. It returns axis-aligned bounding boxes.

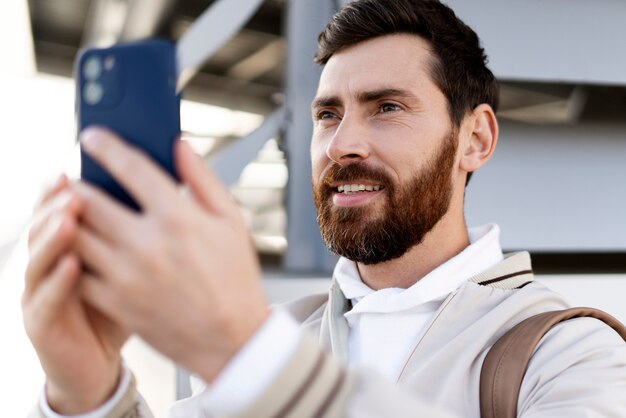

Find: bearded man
[23,0,626,417]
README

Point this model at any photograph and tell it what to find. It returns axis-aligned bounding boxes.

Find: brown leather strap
[480,307,626,418]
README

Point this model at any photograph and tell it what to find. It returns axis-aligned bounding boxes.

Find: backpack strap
[480,307,626,418]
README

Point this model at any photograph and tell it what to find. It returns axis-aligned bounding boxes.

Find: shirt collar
[333,224,504,314]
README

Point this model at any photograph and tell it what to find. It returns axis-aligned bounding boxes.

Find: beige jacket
[35,252,626,418]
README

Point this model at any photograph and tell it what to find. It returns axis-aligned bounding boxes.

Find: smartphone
[75,39,181,211]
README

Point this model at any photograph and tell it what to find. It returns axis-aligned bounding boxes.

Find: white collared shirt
[335,223,503,379]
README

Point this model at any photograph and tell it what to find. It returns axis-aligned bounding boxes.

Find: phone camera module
[83,81,104,105]
[83,56,102,81]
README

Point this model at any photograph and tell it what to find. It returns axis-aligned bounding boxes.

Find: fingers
[29,189,83,247]
[175,139,235,216]
[34,173,70,210]
[74,225,118,278]
[72,181,136,245]
[85,307,129,354]
[25,213,80,298]
[26,253,80,320]
[79,272,121,324]
[79,127,179,212]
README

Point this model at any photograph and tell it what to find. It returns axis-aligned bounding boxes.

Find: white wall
[445,0,626,85]
[465,120,626,251]
[538,275,626,324]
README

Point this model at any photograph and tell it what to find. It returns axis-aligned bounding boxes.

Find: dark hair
[315,0,499,127]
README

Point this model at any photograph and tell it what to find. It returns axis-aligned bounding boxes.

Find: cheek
[380,123,443,160]
[310,134,329,177]
[373,137,420,173]
[383,147,432,188]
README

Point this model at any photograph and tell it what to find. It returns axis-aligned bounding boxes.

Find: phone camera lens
[83,82,104,105]
[83,56,102,81]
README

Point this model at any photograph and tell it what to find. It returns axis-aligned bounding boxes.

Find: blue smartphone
[75,39,181,210]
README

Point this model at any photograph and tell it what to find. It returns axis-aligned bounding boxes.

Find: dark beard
[312,130,457,265]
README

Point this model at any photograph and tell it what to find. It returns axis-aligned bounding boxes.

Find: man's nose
[326,116,370,165]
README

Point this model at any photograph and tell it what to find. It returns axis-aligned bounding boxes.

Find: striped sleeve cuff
[35,369,141,418]
[234,334,352,418]
[196,308,302,415]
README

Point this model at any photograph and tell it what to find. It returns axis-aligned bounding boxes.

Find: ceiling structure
[28,0,290,261]
[29,0,284,115]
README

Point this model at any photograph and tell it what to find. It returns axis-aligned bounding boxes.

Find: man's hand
[22,174,128,415]
[75,128,270,383]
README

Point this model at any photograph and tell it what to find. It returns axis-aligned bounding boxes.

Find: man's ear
[459,104,498,174]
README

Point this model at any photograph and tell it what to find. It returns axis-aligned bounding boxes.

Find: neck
[356,211,470,290]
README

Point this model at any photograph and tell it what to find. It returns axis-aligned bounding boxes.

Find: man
[23,0,626,417]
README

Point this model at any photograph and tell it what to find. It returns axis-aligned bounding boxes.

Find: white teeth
[336,184,382,194]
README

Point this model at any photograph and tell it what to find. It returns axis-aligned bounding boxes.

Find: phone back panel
[76,39,180,210]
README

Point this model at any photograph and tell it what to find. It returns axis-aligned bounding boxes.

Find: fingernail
[80,128,104,151]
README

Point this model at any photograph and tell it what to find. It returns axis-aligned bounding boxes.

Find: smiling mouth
[336,184,384,194]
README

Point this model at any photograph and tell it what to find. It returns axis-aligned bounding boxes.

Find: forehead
[316,34,440,100]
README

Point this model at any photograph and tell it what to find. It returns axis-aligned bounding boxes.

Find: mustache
[321,162,391,186]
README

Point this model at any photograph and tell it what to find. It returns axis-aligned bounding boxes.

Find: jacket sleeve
[519,317,626,417]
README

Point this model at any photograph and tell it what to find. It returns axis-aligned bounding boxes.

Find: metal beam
[176,0,266,89]
[227,38,285,82]
[81,0,174,47]
[81,0,129,47]
[121,0,178,41]
[283,0,339,274]
[498,84,588,125]
[207,106,286,186]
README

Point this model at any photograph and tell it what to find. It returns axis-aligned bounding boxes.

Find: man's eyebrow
[357,88,419,102]
[312,88,419,109]
[312,96,342,109]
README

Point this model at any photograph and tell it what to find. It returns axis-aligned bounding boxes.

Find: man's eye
[317,110,337,120]
[380,103,400,113]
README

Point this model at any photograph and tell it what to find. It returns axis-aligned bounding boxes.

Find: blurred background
[1,0,625,416]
